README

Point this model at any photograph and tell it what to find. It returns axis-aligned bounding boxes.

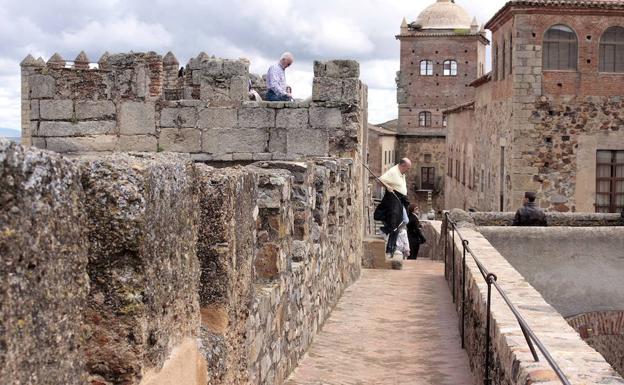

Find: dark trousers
[408,236,420,260]
[386,230,399,254]
[266,89,291,101]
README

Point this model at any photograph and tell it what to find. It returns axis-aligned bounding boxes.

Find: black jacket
[374,190,409,232]
[513,202,547,226]
[407,212,426,244]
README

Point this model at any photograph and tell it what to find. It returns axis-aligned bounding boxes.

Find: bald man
[379,158,411,195]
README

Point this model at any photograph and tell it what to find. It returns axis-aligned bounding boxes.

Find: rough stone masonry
[4,55,367,385]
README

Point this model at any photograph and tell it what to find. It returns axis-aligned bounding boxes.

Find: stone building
[392,0,488,212]
[445,0,624,213]
[366,122,397,199]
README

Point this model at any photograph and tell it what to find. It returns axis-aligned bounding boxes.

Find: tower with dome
[393,0,489,211]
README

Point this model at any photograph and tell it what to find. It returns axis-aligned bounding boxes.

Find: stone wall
[439,211,624,385]
[468,211,624,227]
[21,53,366,163]
[1,138,363,385]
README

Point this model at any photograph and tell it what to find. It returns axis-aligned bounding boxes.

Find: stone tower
[395,0,488,211]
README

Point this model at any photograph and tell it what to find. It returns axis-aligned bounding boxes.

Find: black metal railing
[443,212,572,385]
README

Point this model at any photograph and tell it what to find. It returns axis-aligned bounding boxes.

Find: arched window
[502,40,506,80]
[443,60,457,76]
[600,26,624,73]
[419,111,432,127]
[420,60,433,75]
[543,24,578,70]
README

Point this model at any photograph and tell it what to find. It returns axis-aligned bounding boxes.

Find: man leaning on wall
[266,52,294,102]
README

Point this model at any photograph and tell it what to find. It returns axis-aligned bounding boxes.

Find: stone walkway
[285,260,474,385]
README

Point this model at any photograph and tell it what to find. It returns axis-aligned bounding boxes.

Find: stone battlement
[20,52,367,163]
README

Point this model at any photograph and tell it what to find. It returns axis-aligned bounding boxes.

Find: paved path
[286,259,474,385]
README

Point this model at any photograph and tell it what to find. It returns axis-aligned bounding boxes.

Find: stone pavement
[285,260,474,385]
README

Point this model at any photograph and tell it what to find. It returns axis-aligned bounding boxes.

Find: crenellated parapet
[20,52,367,163]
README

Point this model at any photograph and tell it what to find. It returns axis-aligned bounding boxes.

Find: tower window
[420,60,433,76]
[599,26,624,73]
[419,111,432,127]
[443,60,457,76]
[543,24,578,70]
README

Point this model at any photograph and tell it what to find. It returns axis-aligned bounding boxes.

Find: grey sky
[0,0,508,130]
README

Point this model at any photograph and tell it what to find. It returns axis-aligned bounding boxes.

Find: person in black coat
[406,204,426,260]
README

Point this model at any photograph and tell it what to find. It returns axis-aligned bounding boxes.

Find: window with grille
[421,167,435,190]
[596,150,624,213]
[443,60,457,76]
[599,26,624,73]
[420,60,433,76]
[543,25,578,70]
[419,111,432,127]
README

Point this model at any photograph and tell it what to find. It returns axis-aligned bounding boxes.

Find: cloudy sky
[0,0,508,131]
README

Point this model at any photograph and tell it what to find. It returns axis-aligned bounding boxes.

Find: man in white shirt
[266,52,294,101]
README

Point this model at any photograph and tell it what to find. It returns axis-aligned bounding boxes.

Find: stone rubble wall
[438,211,624,385]
[21,53,365,163]
[0,139,363,385]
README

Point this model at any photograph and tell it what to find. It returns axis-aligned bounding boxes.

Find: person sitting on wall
[374,158,412,256]
[266,52,294,102]
[248,78,262,101]
[512,191,547,226]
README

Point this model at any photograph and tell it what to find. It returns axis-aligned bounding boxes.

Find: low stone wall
[439,212,624,385]
[478,226,624,318]
[0,140,362,385]
[469,211,623,226]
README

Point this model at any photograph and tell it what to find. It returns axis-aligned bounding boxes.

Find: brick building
[445,0,624,213]
[393,0,488,212]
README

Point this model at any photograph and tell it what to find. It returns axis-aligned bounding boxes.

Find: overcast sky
[0,0,508,130]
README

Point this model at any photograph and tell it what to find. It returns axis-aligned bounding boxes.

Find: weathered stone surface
[29,74,56,98]
[46,135,118,152]
[119,101,156,135]
[40,99,73,120]
[313,60,360,78]
[309,107,342,128]
[202,128,268,154]
[239,107,275,128]
[30,99,39,120]
[198,107,237,128]
[287,128,329,156]
[160,107,198,128]
[159,128,201,152]
[79,153,200,385]
[75,100,116,120]
[276,108,309,129]
[39,121,115,137]
[269,129,287,153]
[0,140,89,385]
[119,134,158,152]
[312,77,342,102]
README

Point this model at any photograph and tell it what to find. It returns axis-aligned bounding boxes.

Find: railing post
[452,226,456,303]
[461,239,469,349]
[484,273,497,385]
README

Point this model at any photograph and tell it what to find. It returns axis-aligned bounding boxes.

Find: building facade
[446,0,624,213]
[395,0,488,212]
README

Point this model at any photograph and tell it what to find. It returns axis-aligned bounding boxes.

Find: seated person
[266,52,294,101]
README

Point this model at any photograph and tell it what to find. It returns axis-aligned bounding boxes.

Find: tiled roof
[486,0,624,29]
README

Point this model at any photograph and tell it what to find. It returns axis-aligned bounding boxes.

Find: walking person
[406,204,426,260]
[374,158,412,256]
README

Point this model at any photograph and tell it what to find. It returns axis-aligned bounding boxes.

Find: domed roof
[415,0,473,30]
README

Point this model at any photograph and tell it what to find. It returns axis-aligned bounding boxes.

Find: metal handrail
[443,212,572,385]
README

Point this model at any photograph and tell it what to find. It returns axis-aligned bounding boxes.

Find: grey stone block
[312,78,342,102]
[202,128,268,154]
[313,60,360,78]
[30,100,39,120]
[29,74,56,98]
[309,107,342,128]
[276,108,309,129]
[160,107,198,128]
[40,100,73,120]
[342,79,361,104]
[46,135,118,152]
[39,121,116,137]
[159,128,201,152]
[198,108,237,128]
[287,128,328,156]
[119,101,155,135]
[269,129,287,153]
[239,107,275,128]
[119,135,158,152]
[232,152,254,161]
[229,76,249,101]
[75,101,116,120]
[253,153,273,161]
